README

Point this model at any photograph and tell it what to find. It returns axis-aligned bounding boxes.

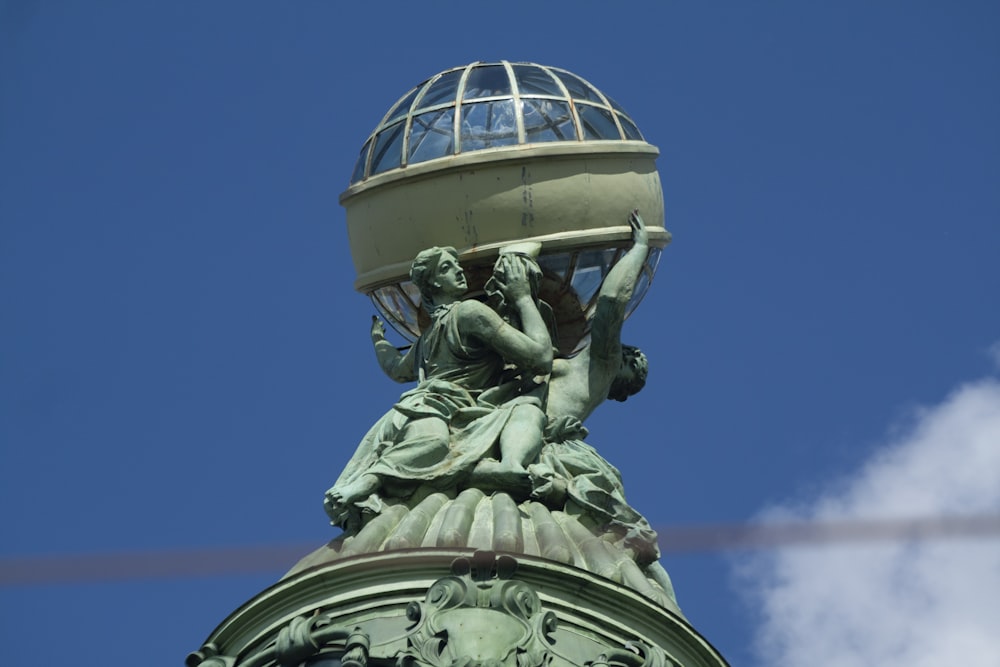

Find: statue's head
[607,344,648,402]
[410,246,465,310]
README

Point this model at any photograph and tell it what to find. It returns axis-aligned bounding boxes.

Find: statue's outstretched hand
[371,315,387,343]
[629,209,649,246]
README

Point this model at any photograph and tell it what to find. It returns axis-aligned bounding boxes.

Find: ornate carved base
[188,550,727,667]
[290,491,679,614]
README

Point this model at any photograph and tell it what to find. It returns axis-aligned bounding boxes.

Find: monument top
[341,61,670,354]
[347,60,649,186]
[186,61,733,667]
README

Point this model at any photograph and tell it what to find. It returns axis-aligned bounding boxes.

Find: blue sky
[1,2,998,665]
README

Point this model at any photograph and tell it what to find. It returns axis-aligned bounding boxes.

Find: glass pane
[522,99,576,143]
[369,122,406,175]
[372,288,420,341]
[416,69,463,110]
[553,70,604,104]
[537,251,573,282]
[350,137,371,183]
[408,108,455,164]
[607,95,630,116]
[386,285,421,334]
[571,266,603,307]
[461,100,518,151]
[383,86,422,126]
[578,105,621,140]
[645,247,662,274]
[400,281,422,308]
[618,113,644,141]
[462,65,511,100]
[513,65,564,97]
[571,248,617,306]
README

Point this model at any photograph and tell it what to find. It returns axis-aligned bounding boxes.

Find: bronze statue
[323,248,551,529]
[546,209,650,422]
[529,211,661,567]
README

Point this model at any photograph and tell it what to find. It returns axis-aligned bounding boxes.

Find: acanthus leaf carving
[397,551,556,667]
[585,641,673,667]
[189,614,370,667]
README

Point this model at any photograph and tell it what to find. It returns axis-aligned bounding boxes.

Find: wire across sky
[3,514,997,586]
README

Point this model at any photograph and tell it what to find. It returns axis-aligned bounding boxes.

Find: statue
[189,64,720,667]
[529,211,662,568]
[546,209,651,422]
[322,210,674,604]
[323,247,553,529]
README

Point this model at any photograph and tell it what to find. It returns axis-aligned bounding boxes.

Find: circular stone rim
[340,140,660,205]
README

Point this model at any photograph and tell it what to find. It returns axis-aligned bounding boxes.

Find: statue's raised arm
[590,209,649,363]
[546,210,650,423]
[528,211,660,578]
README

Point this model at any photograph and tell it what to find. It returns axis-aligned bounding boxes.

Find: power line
[2,514,997,586]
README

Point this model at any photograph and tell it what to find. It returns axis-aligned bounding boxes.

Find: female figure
[324,247,552,529]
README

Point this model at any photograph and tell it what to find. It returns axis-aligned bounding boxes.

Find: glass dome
[350,61,645,185]
[341,61,668,355]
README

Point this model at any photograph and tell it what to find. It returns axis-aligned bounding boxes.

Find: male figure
[324,247,551,526]
[527,210,677,605]
[546,209,650,423]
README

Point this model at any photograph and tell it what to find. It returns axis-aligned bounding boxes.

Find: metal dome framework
[341,61,668,354]
[350,61,645,185]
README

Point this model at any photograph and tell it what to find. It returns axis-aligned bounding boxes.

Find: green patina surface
[319,212,678,611]
[189,64,732,667]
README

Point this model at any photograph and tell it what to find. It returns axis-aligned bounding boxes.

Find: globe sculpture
[188,63,730,667]
[342,61,670,354]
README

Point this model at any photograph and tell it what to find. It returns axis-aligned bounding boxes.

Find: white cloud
[738,378,1000,667]
[988,340,1000,371]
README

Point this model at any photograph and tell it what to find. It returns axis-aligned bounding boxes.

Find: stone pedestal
[187,550,728,667]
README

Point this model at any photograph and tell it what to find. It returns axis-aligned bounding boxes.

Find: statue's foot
[469,459,532,498]
[323,488,348,524]
[325,474,379,516]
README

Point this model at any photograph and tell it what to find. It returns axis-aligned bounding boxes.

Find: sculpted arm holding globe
[547,210,650,423]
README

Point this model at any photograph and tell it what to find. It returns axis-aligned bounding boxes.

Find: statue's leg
[324,416,451,525]
[396,416,450,453]
[498,403,546,471]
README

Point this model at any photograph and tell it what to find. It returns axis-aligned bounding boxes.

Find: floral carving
[398,551,556,667]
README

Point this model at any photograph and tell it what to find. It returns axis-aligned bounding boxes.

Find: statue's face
[433,254,467,298]
[616,363,639,390]
[608,348,647,402]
